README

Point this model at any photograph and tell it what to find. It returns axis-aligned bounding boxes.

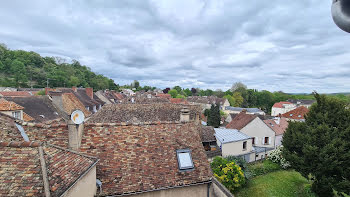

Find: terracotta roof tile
[23,112,35,122]
[170,98,189,104]
[272,101,293,108]
[0,113,22,141]
[0,91,34,97]
[81,123,212,196]
[87,103,200,123]
[0,143,98,196]
[62,93,91,117]
[264,118,289,136]
[225,112,256,130]
[155,93,171,99]
[200,125,216,142]
[282,106,309,120]
[0,98,24,111]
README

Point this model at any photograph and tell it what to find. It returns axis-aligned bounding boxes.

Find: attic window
[298,115,302,118]
[290,114,293,117]
[176,149,194,171]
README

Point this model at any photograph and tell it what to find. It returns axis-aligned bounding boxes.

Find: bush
[211,157,246,192]
[248,160,281,178]
[225,156,248,171]
[268,146,291,169]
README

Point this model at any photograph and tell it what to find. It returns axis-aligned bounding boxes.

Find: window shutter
[256,137,258,145]
[269,137,271,145]
[262,138,265,145]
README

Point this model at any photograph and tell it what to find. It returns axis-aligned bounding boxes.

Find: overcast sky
[1,0,350,93]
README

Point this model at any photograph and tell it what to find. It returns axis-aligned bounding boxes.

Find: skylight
[176,149,194,171]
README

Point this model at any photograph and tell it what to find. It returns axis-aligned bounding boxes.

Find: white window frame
[12,111,21,119]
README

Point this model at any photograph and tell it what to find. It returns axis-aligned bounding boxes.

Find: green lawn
[235,170,316,197]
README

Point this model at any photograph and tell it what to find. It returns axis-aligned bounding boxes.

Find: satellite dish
[71,110,85,125]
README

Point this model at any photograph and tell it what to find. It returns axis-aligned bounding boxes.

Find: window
[12,111,21,119]
[243,141,247,150]
[290,114,293,117]
[176,149,194,171]
[264,137,269,145]
[252,137,255,145]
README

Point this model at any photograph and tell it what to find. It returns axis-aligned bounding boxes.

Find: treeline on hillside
[0,44,119,90]
[162,82,350,113]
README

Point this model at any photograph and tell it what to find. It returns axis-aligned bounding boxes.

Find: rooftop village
[0,87,315,197]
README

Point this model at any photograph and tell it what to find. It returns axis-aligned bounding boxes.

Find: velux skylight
[176,149,194,171]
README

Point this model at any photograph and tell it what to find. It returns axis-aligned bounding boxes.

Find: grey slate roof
[214,128,252,144]
[225,106,264,113]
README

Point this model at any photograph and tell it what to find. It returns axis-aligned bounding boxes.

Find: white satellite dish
[71,110,85,125]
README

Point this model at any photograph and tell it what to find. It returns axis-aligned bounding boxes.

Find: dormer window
[176,149,194,171]
[12,111,21,119]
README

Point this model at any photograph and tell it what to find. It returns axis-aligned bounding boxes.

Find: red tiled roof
[156,93,171,99]
[81,123,212,196]
[169,98,189,104]
[0,143,98,197]
[272,101,293,108]
[62,93,91,117]
[282,106,309,120]
[264,118,289,136]
[0,98,24,111]
[225,112,256,130]
[0,91,34,97]
[23,112,34,122]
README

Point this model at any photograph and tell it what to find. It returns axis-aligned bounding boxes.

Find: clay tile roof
[264,118,289,136]
[200,125,216,142]
[62,93,91,117]
[81,123,212,196]
[272,101,293,108]
[169,98,189,104]
[0,113,22,141]
[282,106,309,120]
[0,91,33,97]
[0,98,24,111]
[156,93,171,99]
[87,103,200,123]
[0,143,98,197]
[225,112,256,130]
[23,112,35,122]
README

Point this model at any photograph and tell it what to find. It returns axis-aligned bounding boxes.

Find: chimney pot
[180,107,190,123]
[72,86,77,92]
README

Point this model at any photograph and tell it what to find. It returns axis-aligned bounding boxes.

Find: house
[199,125,221,158]
[214,128,253,159]
[4,96,64,123]
[47,87,105,113]
[0,98,34,121]
[0,141,98,197]
[287,99,315,108]
[264,117,289,147]
[187,96,230,111]
[282,106,309,121]
[225,113,238,124]
[223,106,265,115]
[121,88,135,96]
[226,111,275,160]
[50,92,91,118]
[271,101,296,116]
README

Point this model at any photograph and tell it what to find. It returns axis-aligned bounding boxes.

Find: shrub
[268,146,291,169]
[225,155,248,171]
[211,157,246,192]
[248,160,281,178]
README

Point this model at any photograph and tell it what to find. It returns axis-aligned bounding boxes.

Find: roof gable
[282,106,309,120]
[263,118,289,135]
[0,98,24,111]
[225,112,256,130]
[272,101,293,108]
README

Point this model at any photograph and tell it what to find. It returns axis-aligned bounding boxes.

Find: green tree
[207,104,221,128]
[69,76,80,86]
[232,92,243,107]
[230,82,247,92]
[224,95,235,106]
[173,86,182,93]
[168,89,178,98]
[282,93,350,196]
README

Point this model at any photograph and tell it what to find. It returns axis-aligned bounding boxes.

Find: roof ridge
[0,141,43,147]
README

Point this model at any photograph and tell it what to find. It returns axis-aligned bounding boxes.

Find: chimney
[242,109,247,114]
[86,88,93,99]
[72,86,77,92]
[180,107,190,123]
[45,88,50,95]
[67,120,84,151]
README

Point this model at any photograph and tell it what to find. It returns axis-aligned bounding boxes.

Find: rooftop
[282,106,309,120]
[0,98,24,111]
[4,96,63,122]
[264,117,289,136]
[214,128,252,144]
[0,142,98,197]
[87,103,200,123]
[225,106,264,113]
[200,125,216,142]
[225,112,257,130]
[272,101,293,108]
[0,91,35,97]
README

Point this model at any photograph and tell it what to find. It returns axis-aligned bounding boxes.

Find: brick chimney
[72,86,77,92]
[86,88,93,99]
[180,107,190,123]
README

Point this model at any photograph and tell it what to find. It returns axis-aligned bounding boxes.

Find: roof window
[176,149,194,171]
[290,114,293,116]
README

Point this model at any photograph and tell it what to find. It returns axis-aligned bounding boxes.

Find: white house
[271,101,296,116]
[264,117,289,148]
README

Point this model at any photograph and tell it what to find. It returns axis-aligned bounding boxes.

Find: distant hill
[0,43,119,90]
